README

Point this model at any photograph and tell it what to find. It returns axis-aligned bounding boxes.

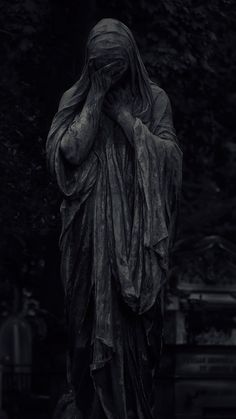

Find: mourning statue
[46,18,182,419]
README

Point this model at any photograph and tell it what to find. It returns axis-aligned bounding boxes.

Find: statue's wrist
[118,109,130,123]
[90,81,106,99]
[87,86,105,108]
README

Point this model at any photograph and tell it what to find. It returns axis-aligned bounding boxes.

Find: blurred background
[0,0,235,418]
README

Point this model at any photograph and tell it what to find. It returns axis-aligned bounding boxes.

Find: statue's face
[87,41,129,82]
[89,55,128,73]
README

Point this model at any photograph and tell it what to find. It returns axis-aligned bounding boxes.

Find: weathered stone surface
[47,18,182,419]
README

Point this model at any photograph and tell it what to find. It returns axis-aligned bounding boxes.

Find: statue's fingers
[102,62,118,75]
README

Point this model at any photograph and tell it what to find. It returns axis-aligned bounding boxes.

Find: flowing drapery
[47,18,182,419]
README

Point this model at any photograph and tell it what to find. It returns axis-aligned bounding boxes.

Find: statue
[46,18,182,419]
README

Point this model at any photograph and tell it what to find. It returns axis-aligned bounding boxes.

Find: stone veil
[47,18,182,419]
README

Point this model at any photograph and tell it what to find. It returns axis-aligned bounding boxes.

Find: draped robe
[47,80,182,418]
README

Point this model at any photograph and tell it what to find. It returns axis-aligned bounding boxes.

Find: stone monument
[46,18,182,419]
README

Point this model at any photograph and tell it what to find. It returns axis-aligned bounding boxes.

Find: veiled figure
[47,18,182,419]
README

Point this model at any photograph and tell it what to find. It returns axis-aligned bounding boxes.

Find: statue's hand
[90,61,126,96]
[103,88,132,121]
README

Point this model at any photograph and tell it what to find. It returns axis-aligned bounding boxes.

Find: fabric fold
[46,18,182,419]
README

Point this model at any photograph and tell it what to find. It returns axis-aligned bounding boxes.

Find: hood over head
[47,18,154,145]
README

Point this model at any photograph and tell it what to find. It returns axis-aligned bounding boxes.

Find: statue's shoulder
[149,82,171,115]
[149,81,169,103]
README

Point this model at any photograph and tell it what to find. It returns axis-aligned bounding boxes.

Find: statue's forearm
[117,111,136,146]
[60,86,104,165]
[118,110,176,147]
